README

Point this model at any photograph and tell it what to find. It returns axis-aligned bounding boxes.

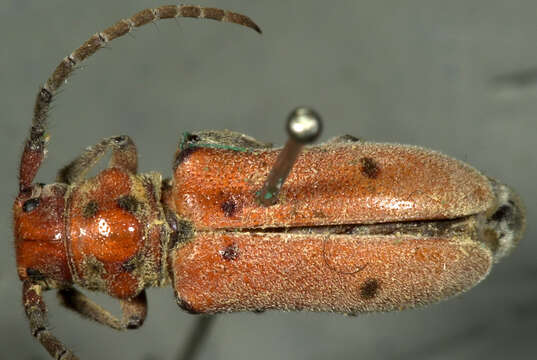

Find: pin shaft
[257,107,322,206]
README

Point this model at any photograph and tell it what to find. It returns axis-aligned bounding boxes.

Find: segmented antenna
[19,5,261,190]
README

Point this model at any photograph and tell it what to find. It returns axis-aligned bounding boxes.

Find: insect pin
[14,4,525,360]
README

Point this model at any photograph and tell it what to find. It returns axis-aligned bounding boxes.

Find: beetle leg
[57,287,122,329]
[23,281,79,360]
[108,135,138,174]
[58,288,147,330]
[56,135,137,184]
[119,290,148,329]
[177,316,215,360]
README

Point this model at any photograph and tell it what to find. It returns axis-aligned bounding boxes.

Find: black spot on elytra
[26,268,45,281]
[174,147,200,168]
[220,244,239,261]
[83,200,99,218]
[360,278,379,299]
[221,198,237,217]
[22,198,40,213]
[360,157,380,179]
[117,195,139,213]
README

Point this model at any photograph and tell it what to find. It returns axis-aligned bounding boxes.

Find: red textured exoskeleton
[14,5,526,360]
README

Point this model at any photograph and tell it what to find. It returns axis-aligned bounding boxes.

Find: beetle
[13,4,525,360]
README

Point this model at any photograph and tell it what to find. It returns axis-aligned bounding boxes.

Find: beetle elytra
[14,4,525,360]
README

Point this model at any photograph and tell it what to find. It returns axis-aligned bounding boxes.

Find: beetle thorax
[65,168,170,298]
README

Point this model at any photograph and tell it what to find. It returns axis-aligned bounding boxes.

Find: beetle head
[13,183,72,285]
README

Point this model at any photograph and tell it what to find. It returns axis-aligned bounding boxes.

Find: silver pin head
[257,107,323,206]
[287,107,322,144]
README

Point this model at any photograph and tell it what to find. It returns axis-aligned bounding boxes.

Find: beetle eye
[26,268,45,280]
[22,198,40,212]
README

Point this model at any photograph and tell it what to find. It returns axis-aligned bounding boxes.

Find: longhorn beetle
[14,4,526,360]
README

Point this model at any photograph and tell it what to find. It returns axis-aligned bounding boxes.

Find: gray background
[1,0,536,359]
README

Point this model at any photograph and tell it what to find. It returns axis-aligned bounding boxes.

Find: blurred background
[1,0,536,359]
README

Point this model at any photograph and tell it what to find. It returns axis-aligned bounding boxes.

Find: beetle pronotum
[14,4,525,360]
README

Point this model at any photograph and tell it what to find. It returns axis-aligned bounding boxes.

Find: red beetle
[14,5,525,360]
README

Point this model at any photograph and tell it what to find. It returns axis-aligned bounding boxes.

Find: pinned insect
[14,4,525,360]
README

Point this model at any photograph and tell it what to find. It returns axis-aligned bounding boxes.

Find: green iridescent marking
[179,132,190,151]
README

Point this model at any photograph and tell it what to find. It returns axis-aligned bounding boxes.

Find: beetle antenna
[19,5,261,191]
[257,107,323,206]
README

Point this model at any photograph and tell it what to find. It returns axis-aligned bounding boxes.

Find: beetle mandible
[13,4,526,360]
